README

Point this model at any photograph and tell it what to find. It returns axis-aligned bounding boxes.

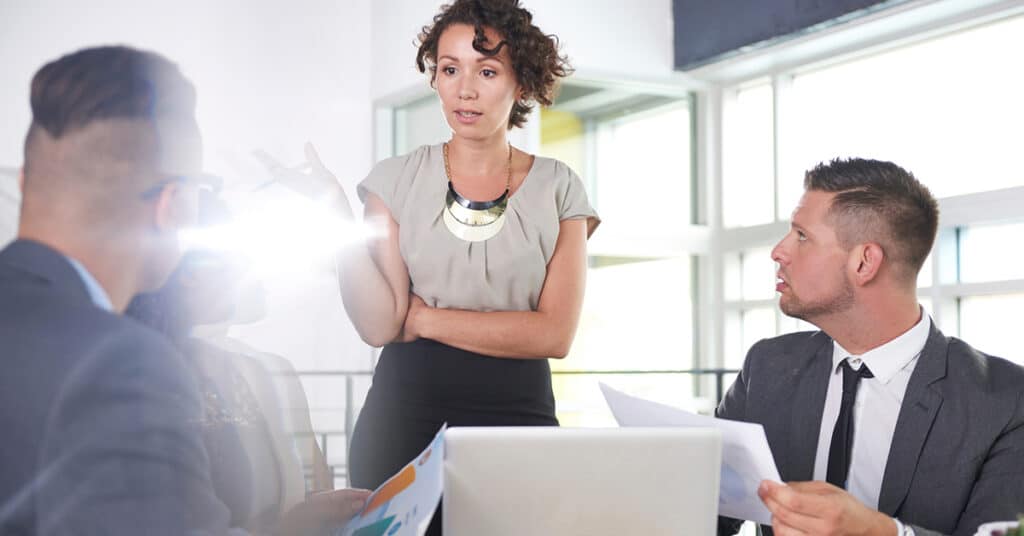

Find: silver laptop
[443,427,721,536]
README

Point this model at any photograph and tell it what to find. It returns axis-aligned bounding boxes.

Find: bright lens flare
[180,195,382,276]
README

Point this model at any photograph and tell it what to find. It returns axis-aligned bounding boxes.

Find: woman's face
[435,23,520,142]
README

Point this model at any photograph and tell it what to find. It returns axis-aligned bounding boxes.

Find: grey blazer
[0,240,241,535]
[716,326,1024,536]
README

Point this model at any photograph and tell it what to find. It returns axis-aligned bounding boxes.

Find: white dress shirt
[812,309,931,510]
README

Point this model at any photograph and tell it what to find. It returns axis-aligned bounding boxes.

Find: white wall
[0,0,376,373]
[370,0,675,100]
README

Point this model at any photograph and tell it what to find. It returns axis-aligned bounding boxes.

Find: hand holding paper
[338,425,446,536]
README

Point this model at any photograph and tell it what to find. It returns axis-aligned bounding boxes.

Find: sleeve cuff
[893,517,916,536]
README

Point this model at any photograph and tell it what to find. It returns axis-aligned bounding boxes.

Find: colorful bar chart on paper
[338,425,446,536]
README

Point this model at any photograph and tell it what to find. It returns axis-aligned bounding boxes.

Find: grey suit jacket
[0,240,242,535]
[716,325,1024,536]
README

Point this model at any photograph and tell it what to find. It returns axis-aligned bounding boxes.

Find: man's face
[140,114,204,290]
[771,190,854,323]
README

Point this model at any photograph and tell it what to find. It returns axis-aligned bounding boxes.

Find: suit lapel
[877,325,948,515]
[0,239,95,304]
[782,334,834,482]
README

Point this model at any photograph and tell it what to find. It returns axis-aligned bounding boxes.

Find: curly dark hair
[415,0,572,129]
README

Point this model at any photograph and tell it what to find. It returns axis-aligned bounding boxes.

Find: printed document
[338,425,446,536]
[601,383,779,525]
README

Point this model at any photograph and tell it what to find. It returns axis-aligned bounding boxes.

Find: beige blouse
[358,143,599,312]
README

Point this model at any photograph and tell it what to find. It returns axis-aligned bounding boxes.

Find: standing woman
[274,0,598,529]
[348,0,598,498]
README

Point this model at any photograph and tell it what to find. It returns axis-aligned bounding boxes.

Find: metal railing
[295,368,739,485]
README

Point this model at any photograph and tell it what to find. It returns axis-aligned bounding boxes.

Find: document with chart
[338,425,446,536]
[600,383,779,525]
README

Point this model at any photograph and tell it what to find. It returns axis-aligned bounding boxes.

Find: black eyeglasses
[140,173,222,200]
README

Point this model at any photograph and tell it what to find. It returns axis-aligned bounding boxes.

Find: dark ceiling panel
[674,0,909,70]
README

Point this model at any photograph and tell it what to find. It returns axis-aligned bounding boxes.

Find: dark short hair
[415,0,571,129]
[28,45,195,141]
[805,158,939,281]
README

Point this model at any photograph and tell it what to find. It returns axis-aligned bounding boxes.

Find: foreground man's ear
[851,242,885,286]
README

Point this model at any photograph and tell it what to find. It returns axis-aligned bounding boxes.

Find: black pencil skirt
[347,338,559,535]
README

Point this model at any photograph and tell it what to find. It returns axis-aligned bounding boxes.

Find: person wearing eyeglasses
[0,46,368,535]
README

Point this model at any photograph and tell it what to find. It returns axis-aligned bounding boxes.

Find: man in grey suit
[717,158,1024,536]
[0,46,367,535]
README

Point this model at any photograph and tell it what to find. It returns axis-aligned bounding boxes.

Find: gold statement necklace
[441,142,513,242]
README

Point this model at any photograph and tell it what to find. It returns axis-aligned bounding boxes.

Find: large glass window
[958,222,1024,283]
[786,15,1024,210]
[539,84,700,423]
[723,247,777,368]
[722,246,814,368]
[721,13,1024,364]
[592,105,693,241]
[722,83,774,227]
[959,293,1024,364]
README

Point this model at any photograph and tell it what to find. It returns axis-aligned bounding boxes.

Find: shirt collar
[831,307,931,385]
[65,256,114,312]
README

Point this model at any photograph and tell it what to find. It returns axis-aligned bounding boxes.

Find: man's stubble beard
[779,268,855,323]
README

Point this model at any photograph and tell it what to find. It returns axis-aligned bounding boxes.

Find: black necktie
[826,359,874,489]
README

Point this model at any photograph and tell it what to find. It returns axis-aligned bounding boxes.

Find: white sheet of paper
[600,383,780,525]
[338,425,446,536]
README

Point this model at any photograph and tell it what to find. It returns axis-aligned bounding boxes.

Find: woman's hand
[253,142,355,220]
[397,293,429,343]
[275,488,372,536]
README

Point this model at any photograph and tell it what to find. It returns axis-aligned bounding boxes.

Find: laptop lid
[443,427,721,536]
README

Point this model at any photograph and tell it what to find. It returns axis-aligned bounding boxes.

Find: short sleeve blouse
[357,143,599,312]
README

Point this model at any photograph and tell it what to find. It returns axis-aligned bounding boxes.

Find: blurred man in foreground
[0,46,367,535]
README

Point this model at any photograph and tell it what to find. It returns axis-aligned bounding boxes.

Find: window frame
[708,5,1024,371]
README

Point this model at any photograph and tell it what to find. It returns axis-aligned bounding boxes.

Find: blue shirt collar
[64,256,114,312]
